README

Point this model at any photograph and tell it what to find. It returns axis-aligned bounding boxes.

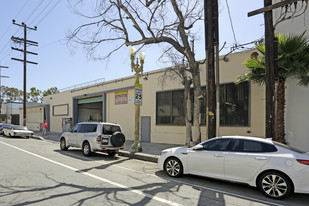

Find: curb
[118,150,158,163]
[29,135,158,163]
[31,135,45,141]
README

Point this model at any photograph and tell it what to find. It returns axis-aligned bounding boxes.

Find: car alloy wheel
[164,157,183,177]
[82,142,92,157]
[258,171,292,199]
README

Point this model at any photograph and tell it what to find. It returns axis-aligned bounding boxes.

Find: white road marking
[1,140,284,206]
[0,140,182,206]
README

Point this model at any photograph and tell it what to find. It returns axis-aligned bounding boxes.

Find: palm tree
[237,32,309,143]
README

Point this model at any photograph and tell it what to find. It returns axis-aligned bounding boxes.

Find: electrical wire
[29,0,54,26]
[35,0,62,26]
[0,0,31,43]
[225,0,237,44]
[0,0,60,62]
[24,0,47,23]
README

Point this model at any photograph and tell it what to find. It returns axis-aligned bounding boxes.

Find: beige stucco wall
[273,3,309,151]
[42,49,266,144]
[43,91,72,132]
[106,89,135,141]
[26,107,44,131]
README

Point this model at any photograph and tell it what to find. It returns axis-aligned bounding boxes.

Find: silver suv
[59,122,126,157]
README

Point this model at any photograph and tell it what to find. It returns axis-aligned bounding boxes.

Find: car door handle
[214,154,224,158]
[255,157,267,160]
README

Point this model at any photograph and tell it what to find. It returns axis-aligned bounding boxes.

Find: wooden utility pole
[248,0,304,139]
[264,0,276,139]
[205,0,219,138]
[11,20,38,126]
[0,65,9,122]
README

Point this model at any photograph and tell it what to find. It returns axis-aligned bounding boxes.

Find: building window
[156,90,185,125]
[220,81,249,126]
[156,82,249,127]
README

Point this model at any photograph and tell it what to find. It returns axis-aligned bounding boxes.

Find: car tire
[82,141,92,157]
[107,151,116,157]
[60,138,69,151]
[258,171,292,199]
[110,132,125,147]
[164,157,183,177]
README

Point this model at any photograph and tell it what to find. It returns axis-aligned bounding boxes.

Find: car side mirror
[192,144,203,150]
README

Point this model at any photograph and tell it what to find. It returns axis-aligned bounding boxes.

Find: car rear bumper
[293,166,309,193]
[91,142,123,152]
[14,132,33,137]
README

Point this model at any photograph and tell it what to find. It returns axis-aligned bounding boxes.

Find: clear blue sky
[0,0,264,92]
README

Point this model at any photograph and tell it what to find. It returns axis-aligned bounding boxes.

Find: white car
[3,125,34,138]
[158,136,309,199]
[60,122,126,157]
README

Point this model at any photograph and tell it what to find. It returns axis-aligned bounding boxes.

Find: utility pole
[205,0,219,138]
[248,0,305,139]
[264,0,276,139]
[0,65,9,123]
[11,20,38,126]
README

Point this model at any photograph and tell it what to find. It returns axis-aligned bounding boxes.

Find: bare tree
[68,0,204,144]
[158,52,193,146]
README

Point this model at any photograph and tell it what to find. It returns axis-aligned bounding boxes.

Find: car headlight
[160,151,168,156]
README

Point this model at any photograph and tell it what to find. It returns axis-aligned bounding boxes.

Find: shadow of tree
[0,172,188,206]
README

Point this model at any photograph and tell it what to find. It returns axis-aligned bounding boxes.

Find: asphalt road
[0,136,308,206]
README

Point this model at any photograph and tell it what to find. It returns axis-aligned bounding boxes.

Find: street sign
[135,87,142,105]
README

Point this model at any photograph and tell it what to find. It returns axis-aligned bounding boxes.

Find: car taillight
[96,135,101,142]
[297,159,309,165]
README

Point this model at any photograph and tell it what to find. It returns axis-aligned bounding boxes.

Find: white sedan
[3,125,34,138]
[158,136,309,199]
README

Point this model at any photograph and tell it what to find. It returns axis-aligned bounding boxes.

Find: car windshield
[13,126,28,130]
[274,141,306,154]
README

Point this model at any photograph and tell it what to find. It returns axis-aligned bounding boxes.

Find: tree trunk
[184,77,192,146]
[276,80,286,143]
[192,69,202,145]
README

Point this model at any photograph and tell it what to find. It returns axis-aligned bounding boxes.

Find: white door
[187,138,231,179]
[224,139,270,182]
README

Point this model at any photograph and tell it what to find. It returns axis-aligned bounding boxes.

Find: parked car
[3,125,34,138]
[0,123,13,135]
[158,136,309,199]
[59,122,126,157]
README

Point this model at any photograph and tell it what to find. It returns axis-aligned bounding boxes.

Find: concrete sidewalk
[32,131,183,163]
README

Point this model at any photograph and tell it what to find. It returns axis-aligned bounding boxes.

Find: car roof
[78,122,120,126]
[218,136,274,144]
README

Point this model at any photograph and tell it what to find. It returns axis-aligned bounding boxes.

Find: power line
[15,0,32,20]
[36,0,62,26]
[29,0,53,26]
[0,0,31,44]
[24,0,47,23]
[225,0,237,44]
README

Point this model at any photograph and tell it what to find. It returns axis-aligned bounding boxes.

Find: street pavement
[32,131,183,163]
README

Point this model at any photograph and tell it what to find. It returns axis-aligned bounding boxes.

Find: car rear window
[230,139,277,153]
[102,125,121,135]
[274,141,306,154]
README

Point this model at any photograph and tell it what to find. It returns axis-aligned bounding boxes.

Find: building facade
[273,1,309,151]
[42,50,266,145]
